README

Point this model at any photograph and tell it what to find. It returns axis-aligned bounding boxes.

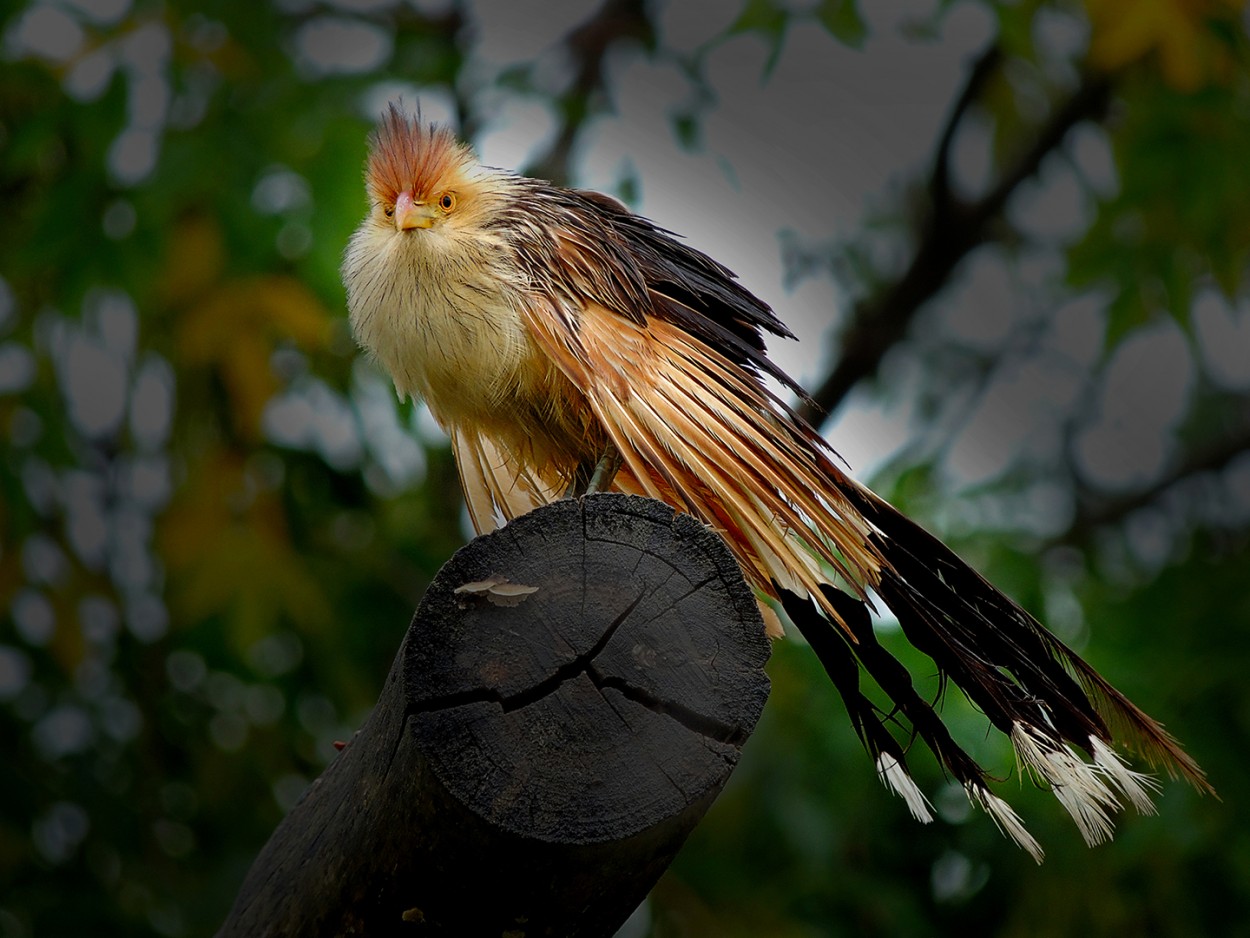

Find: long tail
[780,485,1213,861]
[459,300,1215,860]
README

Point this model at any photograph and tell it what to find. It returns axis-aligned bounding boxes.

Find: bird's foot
[565,445,622,498]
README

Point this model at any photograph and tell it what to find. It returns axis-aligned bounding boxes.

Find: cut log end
[218,493,771,938]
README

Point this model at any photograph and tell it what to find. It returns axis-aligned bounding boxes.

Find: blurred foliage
[1,1,1249,936]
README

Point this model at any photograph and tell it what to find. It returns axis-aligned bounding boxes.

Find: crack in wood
[588,668,746,747]
[409,589,645,716]
[408,588,740,744]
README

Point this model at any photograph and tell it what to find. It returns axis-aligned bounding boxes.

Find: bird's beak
[395,190,436,231]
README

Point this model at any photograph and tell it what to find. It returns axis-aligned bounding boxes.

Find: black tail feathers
[778,482,1211,861]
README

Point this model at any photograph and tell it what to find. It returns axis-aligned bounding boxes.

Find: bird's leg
[565,444,621,498]
[586,444,622,494]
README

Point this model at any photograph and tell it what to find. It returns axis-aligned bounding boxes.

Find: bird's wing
[553,189,810,401]
[520,294,881,620]
[523,288,1212,858]
[512,194,1212,858]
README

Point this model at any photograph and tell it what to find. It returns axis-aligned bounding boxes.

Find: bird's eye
[384,205,394,217]
[438,192,456,212]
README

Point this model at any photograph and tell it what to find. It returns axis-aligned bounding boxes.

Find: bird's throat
[346,232,601,478]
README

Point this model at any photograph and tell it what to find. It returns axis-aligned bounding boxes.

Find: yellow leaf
[176,291,229,366]
[221,330,278,441]
[159,215,225,306]
[251,277,332,351]
[1157,14,1207,90]
[1085,0,1246,91]
[177,275,331,439]
[1086,0,1173,71]
[161,447,330,641]
[159,450,245,571]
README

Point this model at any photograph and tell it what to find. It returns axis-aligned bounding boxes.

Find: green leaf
[729,0,788,37]
[672,111,699,150]
[728,0,790,77]
[815,0,867,49]
[1103,287,1151,352]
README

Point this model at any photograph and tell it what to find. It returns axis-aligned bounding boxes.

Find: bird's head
[362,104,505,242]
[342,104,527,403]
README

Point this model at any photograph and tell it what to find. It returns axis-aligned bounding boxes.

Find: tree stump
[217,493,771,937]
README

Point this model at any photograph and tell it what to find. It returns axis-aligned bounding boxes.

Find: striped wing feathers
[521,297,883,630]
[458,289,1210,857]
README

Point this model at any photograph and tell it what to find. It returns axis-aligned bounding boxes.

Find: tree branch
[930,45,1003,217]
[797,60,1112,429]
[527,0,654,186]
[1061,429,1250,546]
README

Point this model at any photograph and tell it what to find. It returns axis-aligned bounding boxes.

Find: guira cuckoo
[343,105,1209,861]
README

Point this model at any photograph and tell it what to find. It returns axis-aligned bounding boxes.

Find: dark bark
[217,494,771,938]
[527,0,654,186]
[1061,421,1250,546]
[799,61,1113,428]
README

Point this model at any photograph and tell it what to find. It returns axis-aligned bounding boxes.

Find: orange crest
[365,104,473,205]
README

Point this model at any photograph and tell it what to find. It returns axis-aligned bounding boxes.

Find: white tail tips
[1091,736,1162,815]
[965,783,1045,864]
[875,753,934,824]
[1010,721,1162,848]
[867,723,1164,859]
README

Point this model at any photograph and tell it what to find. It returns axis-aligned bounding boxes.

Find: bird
[342,104,1211,862]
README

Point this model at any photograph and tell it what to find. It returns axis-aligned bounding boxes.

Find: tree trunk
[217,493,771,937]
